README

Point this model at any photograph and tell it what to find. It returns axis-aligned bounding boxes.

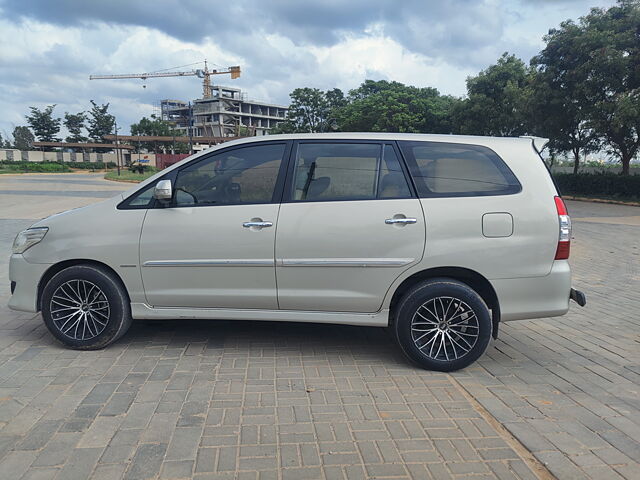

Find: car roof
[216,132,533,149]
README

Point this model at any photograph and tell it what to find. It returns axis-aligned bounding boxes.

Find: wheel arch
[37,259,130,311]
[388,266,500,339]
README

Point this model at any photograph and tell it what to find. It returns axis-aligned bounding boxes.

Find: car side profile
[9,133,585,371]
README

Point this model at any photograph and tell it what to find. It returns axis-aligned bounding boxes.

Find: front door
[140,142,289,309]
[275,141,425,313]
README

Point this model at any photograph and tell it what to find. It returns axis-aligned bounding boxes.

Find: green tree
[130,115,188,153]
[335,80,457,133]
[25,104,61,143]
[529,37,600,173]
[12,126,35,150]
[63,112,87,143]
[577,0,640,174]
[531,1,640,174]
[87,100,115,143]
[452,53,530,136]
[272,88,346,133]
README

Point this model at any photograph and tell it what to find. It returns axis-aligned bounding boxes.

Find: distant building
[160,86,288,137]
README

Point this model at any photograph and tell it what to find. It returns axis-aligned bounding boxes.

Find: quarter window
[173,144,286,206]
[291,143,411,202]
[399,141,521,197]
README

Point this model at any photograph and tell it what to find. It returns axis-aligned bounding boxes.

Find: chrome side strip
[143,259,274,267]
[279,258,414,267]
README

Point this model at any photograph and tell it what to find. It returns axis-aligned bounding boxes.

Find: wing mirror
[153,179,172,202]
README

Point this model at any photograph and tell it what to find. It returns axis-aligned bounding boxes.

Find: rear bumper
[491,261,572,322]
[8,254,49,313]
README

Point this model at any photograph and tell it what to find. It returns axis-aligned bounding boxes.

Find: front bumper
[8,254,50,313]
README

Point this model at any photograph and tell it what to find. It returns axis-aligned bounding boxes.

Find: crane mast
[90,61,241,98]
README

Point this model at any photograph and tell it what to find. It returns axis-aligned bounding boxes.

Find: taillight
[554,196,571,260]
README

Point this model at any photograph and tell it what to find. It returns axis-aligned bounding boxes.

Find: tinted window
[378,145,411,199]
[173,144,285,206]
[119,183,156,209]
[292,143,380,201]
[399,141,521,197]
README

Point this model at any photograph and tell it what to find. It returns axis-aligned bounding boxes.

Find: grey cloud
[0,0,514,69]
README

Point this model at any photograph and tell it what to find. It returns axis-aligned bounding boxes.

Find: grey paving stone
[124,443,168,480]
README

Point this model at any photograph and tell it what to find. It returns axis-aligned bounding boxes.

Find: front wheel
[393,278,492,371]
[41,265,132,350]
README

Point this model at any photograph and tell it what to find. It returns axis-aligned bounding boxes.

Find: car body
[9,133,585,370]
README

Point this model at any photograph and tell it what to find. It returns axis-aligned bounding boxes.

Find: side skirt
[130,303,390,327]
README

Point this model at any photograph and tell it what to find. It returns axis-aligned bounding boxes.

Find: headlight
[12,227,49,254]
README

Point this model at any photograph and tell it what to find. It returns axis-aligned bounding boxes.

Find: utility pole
[114,121,121,176]
[188,102,194,155]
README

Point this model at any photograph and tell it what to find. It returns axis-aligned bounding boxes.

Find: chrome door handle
[385,218,417,225]
[243,221,273,228]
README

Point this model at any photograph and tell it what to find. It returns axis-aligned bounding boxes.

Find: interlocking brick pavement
[0,174,638,479]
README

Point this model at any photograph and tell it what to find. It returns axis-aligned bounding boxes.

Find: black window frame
[281,140,416,204]
[118,141,292,210]
[398,140,522,198]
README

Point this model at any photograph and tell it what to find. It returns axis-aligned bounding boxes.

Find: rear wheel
[41,265,132,350]
[393,278,492,371]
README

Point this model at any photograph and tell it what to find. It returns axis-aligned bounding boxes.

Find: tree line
[0,100,115,150]
[273,1,640,174]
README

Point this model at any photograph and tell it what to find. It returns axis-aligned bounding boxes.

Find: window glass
[120,183,155,209]
[292,143,381,201]
[378,145,411,199]
[173,144,285,206]
[399,142,521,197]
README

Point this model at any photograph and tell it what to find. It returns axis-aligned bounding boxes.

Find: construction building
[161,86,288,137]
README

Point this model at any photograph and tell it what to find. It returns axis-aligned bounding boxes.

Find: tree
[130,115,188,153]
[86,100,115,143]
[25,105,61,143]
[579,0,640,174]
[272,88,345,133]
[335,80,458,133]
[64,112,87,143]
[534,1,640,174]
[12,126,35,151]
[452,53,530,137]
[529,36,600,173]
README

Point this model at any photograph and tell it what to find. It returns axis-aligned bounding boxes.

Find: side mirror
[153,179,172,201]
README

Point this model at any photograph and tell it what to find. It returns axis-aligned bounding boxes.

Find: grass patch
[104,168,158,183]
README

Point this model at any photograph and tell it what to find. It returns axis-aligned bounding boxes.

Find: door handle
[385,218,417,225]
[243,221,273,228]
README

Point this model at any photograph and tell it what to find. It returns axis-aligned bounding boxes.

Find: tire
[41,265,132,350]
[393,278,492,372]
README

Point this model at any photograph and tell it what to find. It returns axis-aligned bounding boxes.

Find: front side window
[291,143,412,202]
[399,141,521,197]
[173,143,286,206]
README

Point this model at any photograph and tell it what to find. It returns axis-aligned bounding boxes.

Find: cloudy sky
[0,0,617,138]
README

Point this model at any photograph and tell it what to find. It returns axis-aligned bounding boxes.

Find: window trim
[398,140,522,198]
[118,141,292,210]
[281,140,417,204]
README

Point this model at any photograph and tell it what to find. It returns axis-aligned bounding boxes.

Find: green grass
[104,168,158,183]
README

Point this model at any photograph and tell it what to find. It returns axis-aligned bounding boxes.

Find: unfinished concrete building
[161,86,288,137]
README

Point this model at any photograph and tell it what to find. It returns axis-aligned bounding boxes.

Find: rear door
[275,141,425,313]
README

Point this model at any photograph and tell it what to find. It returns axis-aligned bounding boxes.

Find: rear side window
[399,141,521,197]
[291,143,412,202]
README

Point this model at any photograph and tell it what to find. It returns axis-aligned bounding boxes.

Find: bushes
[0,160,116,172]
[553,172,640,200]
[0,161,70,173]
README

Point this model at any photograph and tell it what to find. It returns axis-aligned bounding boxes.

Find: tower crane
[89,61,241,99]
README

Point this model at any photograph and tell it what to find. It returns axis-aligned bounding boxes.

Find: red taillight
[554,196,571,260]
